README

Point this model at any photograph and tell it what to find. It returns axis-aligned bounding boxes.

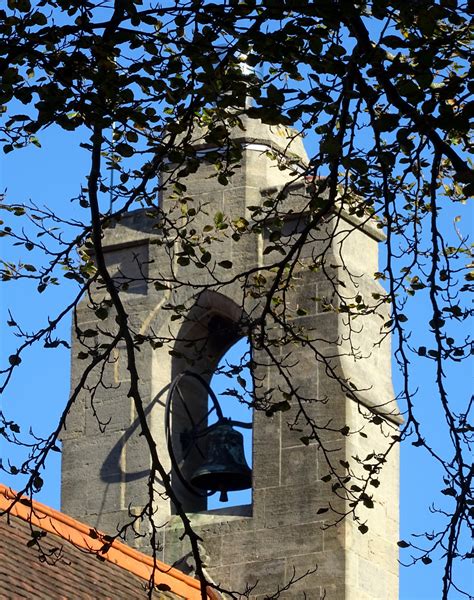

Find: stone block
[357,556,398,600]
[253,410,281,490]
[280,400,318,450]
[263,483,331,529]
[122,424,152,470]
[367,534,399,577]
[103,242,149,295]
[84,393,132,436]
[61,474,88,517]
[281,444,319,486]
[163,528,192,567]
[284,551,345,591]
[322,522,346,553]
[60,395,85,438]
[229,558,286,597]
[253,438,281,490]
[255,521,323,561]
[86,476,123,517]
[205,565,231,591]
[220,530,258,565]
[280,393,348,449]
[315,281,340,314]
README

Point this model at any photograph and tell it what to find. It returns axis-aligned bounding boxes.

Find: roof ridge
[0,483,207,599]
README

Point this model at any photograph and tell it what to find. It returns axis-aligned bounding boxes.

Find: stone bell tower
[61,116,400,598]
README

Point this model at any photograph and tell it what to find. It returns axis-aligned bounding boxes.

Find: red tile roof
[0,484,207,599]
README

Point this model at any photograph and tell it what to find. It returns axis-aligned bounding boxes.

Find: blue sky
[1,126,472,599]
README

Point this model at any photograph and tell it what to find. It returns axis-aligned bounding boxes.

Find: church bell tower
[61,116,400,598]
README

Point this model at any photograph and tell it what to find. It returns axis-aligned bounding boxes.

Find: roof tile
[0,485,207,600]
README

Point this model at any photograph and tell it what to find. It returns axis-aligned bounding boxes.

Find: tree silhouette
[0,1,472,598]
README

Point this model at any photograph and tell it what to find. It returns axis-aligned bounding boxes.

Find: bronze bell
[189,421,252,502]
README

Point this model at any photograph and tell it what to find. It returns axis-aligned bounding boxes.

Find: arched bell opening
[206,336,252,510]
[168,292,253,514]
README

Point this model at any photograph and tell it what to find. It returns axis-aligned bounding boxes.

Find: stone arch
[168,291,251,513]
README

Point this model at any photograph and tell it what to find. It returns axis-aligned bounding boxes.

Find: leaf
[217,173,229,186]
[95,307,108,320]
[317,507,329,514]
[64,271,83,282]
[321,474,332,483]
[125,130,138,143]
[236,375,246,389]
[381,35,406,48]
[214,211,224,226]
[115,142,134,158]
[358,524,369,534]
[9,354,21,366]
[429,316,445,329]
[397,540,410,548]
[33,475,44,491]
[82,329,98,338]
[9,0,32,12]
[421,556,432,565]
[362,496,374,509]
[265,400,291,416]
[218,260,233,269]
[177,256,190,267]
